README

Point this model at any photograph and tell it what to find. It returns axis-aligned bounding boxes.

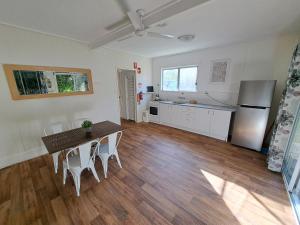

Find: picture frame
[209,59,230,83]
[3,64,94,100]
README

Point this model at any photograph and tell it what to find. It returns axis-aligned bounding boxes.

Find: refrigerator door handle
[240,105,267,109]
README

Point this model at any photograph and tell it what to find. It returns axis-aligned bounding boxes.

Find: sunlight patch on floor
[201,169,289,225]
[201,170,225,195]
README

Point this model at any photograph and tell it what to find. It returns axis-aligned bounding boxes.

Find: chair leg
[72,173,81,197]
[101,158,108,179]
[52,152,60,174]
[90,164,100,182]
[115,152,122,168]
[77,176,81,197]
[63,166,67,185]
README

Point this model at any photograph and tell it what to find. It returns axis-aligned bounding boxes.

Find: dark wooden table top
[42,120,123,154]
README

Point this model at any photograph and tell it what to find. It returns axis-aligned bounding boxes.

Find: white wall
[0,24,151,168]
[153,34,300,128]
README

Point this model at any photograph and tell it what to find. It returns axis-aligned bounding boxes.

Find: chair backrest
[44,122,65,136]
[78,141,97,168]
[98,131,122,155]
[108,131,122,155]
[72,118,89,129]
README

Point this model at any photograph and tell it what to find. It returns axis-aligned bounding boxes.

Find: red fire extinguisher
[139,91,143,100]
[137,91,143,104]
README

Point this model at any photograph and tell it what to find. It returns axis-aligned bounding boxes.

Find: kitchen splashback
[158,90,238,106]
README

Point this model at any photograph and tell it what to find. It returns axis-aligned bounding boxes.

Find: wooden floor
[0,121,296,225]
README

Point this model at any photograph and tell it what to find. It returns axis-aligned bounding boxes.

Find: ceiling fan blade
[89,25,135,48]
[117,35,134,42]
[114,0,143,30]
[114,0,130,13]
[105,17,130,31]
[147,32,175,39]
[127,11,143,30]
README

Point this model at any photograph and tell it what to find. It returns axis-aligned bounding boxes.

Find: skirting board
[0,147,47,169]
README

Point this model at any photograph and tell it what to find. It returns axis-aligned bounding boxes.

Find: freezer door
[231,106,270,151]
[237,80,276,107]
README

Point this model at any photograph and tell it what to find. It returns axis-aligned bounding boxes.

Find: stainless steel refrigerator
[231,80,276,151]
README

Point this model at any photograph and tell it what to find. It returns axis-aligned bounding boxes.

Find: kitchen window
[161,66,198,92]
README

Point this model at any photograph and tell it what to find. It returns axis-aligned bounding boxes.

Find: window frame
[161,65,198,92]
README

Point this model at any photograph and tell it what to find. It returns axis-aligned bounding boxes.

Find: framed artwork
[3,64,93,100]
[209,59,230,83]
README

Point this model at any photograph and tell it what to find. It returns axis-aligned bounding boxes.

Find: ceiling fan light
[178,34,195,42]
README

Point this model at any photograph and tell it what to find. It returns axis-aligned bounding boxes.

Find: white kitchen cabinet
[159,103,233,141]
[160,104,182,127]
[209,110,232,141]
[159,103,172,125]
[195,108,210,136]
[177,106,195,130]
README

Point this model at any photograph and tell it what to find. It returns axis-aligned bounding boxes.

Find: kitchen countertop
[158,100,237,112]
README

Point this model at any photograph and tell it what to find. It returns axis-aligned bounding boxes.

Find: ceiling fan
[116,8,176,42]
[90,0,209,48]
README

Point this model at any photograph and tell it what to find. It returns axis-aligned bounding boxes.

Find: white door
[118,70,136,121]
[210,110,231,141]
[125,72,136,121]
[195,108,210,136]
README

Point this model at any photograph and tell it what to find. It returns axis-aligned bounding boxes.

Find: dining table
[42,120,124,173]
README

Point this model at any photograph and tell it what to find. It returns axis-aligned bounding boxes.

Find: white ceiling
[0,0,300,57]
[0,0,174,43]
[106,0,300,57]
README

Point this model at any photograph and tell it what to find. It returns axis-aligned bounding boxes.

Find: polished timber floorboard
[0,121,296,225]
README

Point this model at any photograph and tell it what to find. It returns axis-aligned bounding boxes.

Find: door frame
[117,69,137,122]
[281,103,300,225]
[282,103,300,191]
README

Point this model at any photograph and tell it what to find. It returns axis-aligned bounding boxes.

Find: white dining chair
[96,131,122,178]
[63,140,100,196]
[72,118,89,129]
[44,122,67,174]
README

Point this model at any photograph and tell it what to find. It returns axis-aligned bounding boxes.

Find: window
[161,68,178,91]
[161,66,197,92]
